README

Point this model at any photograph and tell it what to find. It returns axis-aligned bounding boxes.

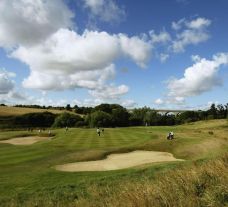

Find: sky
[0,0,228,109]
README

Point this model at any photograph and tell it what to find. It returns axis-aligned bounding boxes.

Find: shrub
[12,112,56,128]
[52,112,83,128]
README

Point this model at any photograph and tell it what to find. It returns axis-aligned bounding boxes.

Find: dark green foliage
[176,111,200,124]
[74,105,93,114]
[94,103,124,114]
[1,103,228,129]
[12,112,56,128]
[65,104,71,111]
[86,104,130,127]
[75,121,87,127]
[52,113,83,128]
[86,111,112,127]
[129,107,150,126]
[111,107,130,127]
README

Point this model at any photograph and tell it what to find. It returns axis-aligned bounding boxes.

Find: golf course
[0,118,227,206]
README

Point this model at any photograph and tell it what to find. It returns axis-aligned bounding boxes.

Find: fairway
[0,119,227,206]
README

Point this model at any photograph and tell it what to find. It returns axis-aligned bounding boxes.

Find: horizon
[0,0,228,110]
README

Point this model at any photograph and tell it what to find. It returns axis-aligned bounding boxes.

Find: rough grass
[0,105,75,116]
[0,119,227,206]
[75,153,228,207]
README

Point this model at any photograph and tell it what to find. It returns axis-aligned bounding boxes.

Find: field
[0,119,227,206]
[0,106,75,116]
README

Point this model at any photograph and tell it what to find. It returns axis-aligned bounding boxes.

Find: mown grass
[0,119,227,206]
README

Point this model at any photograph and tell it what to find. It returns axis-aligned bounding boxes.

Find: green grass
[0,119,227,206]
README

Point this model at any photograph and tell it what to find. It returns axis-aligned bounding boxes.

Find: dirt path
[55,150,184,172]
[0,136,50,145]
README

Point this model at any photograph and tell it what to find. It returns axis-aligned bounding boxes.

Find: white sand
[55,150,184,172]
[0,136,50,145]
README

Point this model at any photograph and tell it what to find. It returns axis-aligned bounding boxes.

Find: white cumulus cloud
[10,29,151,95]
[186,17,211,29]
[0,0,74,48]
[89,84,129,100]
[167,53,228,98]
[83,0,126,23]
[22,64,116,91]
[149,30,171,44]
[172,17,211,53]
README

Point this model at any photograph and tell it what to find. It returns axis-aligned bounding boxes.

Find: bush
[86,111,112,127]
[75,121,86,127]
[52,113,83,128]
[12,112,56,128]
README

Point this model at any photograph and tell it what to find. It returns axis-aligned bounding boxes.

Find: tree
[176,111,199,124]
[207,103,217,119]
[13,112,56,127]
[66,104,71,111]
[111,107,130,127]
[86,111,112,127]
[129,107,151,126]
[52,112,83,127]
[217,104,226,118]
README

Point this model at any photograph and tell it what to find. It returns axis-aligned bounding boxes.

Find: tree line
[0,103,227,129]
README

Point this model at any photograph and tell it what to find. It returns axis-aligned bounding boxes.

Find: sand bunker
[0,136,50,145]
[55,150,183,172]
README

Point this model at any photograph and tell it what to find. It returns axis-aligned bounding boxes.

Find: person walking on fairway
[170,131,174,139]
[97,127,101,136]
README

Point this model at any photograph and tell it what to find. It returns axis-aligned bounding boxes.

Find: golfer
[97,128,101,136]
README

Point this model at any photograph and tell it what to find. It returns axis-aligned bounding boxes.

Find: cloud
[83,0,126,23]
[0,0,150,102]
[149,30,171,44]
[121,99,137,108]
[186,17,211,30]
[172,17,211,53]
[167,53,228,98]
[11,29,119,74]
[155,53,228,106]
[171,18,186,30]
[119,34,152,68]
[11,29,151,94]
[0,0,74,48]
[89,84,129,100]
[160,53,169,62]
[154,97,185,106]
[154,98,164,105]
[0,69,15,94]
[22,64,116,91]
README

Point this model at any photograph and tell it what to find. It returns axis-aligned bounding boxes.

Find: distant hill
[0,106,75,116]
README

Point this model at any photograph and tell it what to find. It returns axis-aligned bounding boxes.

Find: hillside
[0,106,75,116]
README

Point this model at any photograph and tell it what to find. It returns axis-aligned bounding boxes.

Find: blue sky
[0,0,228,109]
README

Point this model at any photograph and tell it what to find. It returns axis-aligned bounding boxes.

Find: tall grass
[5,154,228,207]
[75,154,228,207]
